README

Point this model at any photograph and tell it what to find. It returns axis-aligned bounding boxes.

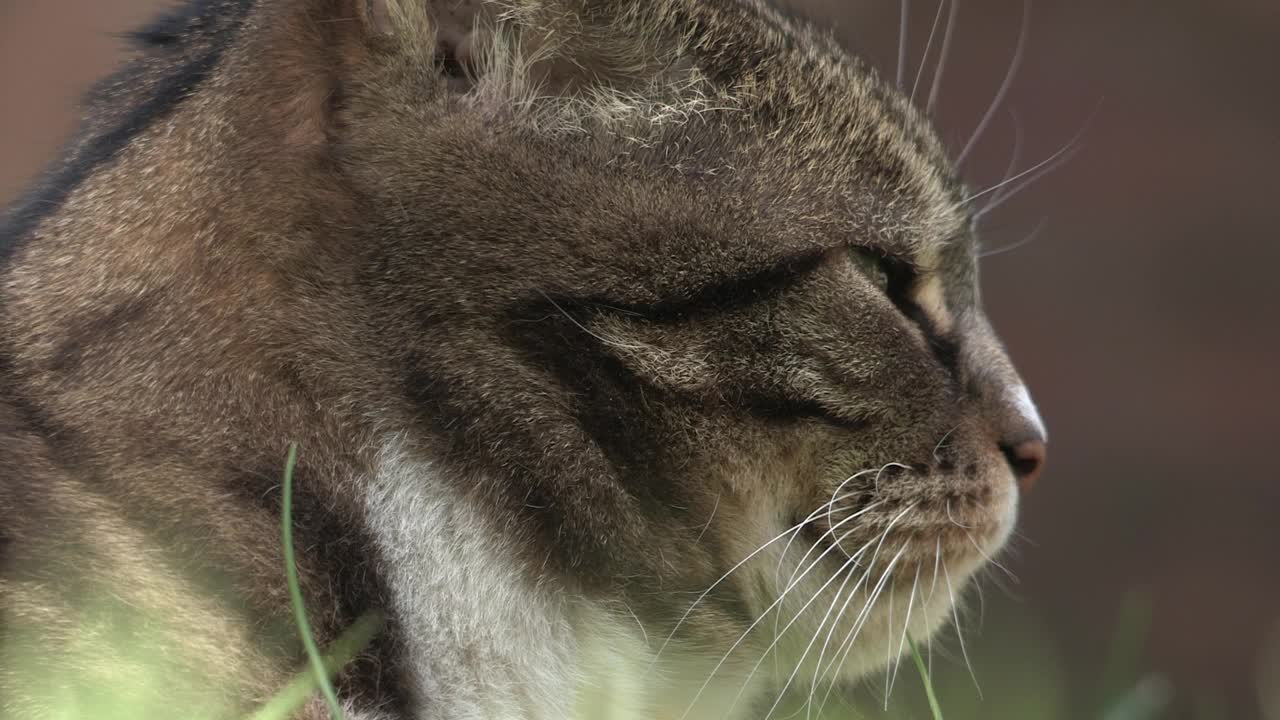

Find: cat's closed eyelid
[834,243,921,308]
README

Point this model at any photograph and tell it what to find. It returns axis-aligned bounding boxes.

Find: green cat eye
[849,246,891,292]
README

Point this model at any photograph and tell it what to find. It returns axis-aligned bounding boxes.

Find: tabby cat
[0,0,1047,718]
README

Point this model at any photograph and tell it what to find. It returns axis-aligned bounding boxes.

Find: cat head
[295,0,1047,680]
[301,0,1049,682]
[11,0,1046,689]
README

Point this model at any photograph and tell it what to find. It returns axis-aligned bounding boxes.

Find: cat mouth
[746,500,1012,688]
[789,454,1019,570]
[792,490,1015,579]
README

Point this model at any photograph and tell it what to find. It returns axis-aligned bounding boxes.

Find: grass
[874,590,1174,720]
[247,614,383,720]
[1100,590,1157,710]
[281,442,346,720]
[240,442,386,720]
[910,636,945,720]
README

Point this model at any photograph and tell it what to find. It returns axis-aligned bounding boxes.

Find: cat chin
[769,577,964,686]
[720,468,1020,690]
[732,538,988,706]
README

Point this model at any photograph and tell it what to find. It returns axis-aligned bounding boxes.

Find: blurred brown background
[3,1,1277,718]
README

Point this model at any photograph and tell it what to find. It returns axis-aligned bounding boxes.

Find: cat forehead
[671,59,971,260]
[385,0,972,259]
[543,70,968,259]
[668,22,970,257]
[754,28,970,251]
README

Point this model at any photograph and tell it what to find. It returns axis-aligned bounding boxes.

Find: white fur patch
[1010,384,1047,440]
[915,277,953,332]
[364,437,576,719]
[909,247,955,335]
[364,436,763,720]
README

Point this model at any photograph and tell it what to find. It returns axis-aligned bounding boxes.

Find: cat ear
[365,0,491,79]
[256,0,696,147]
[369,0,694,97]
[243,0,491,149]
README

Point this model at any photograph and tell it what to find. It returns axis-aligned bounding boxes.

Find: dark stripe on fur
[0,0,255,271]
[46,291,160,373]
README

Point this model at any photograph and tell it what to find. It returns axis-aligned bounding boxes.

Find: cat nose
[997,385,1047,492]
[1001,437,1047,492]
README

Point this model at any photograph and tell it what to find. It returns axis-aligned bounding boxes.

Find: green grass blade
[1100,589,1154,710]
[281,443,346,720]
[911,635,945,720]
[1100,675,1173,720]
[247,612,383,720]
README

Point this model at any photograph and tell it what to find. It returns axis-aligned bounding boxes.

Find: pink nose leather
[1003,438,1047,493]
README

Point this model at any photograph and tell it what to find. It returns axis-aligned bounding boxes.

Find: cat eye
[848,246,891,293]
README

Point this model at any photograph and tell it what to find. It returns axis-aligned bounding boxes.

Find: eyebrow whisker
[911,1,949,105]
[897,0,912,89]
[956,0,1031,167]
[979,217,1047,259]
[961,100,1101,209]
[927,0,961,115]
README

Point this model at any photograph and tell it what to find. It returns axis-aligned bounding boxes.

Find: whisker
[693,493,719,545]
[973,565,988,630]
[979,217,1046,258]
[773,499,884,669]
[781,538,883,720]
[824,467,885,534]
[813,542,910,717]
[813,462,908,582]
[945,499,975,529]
[897,0,911,90]
[926,0,960,115]
[988,109,1027,206]
[932,425,960,464]
[943,559,983,697]
[871,461,910,493]
[966,100,1102,210]
[974,147,1075,220]
[978,562,1021,604]
[538,291,650,350]
[962,530,1013,579]
[622,600,650,648]
[927,538,942,674]
[927,537,942,603]
[955,0,1030,167]
[965,531,1018,582]
[807,506,917,712]
[679,514,883,720]
[802,507,916,716]
[910,1,949,105]
[652,504,839,669]
[767,543,909,720]
[800,543,879,720]
[971,106,1025,209]
[763,502,914,684]
[772,505,914,719]
[886,563,922,702]
[701,532,878,720]
[885,580,895,707]
[774,476,882,598]
[783,500,885,601]
[808,515,901,681]
[774,497,884,672]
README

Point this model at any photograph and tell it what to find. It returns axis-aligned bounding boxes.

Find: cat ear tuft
[364,0,490,85]
[257,0,704,147]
